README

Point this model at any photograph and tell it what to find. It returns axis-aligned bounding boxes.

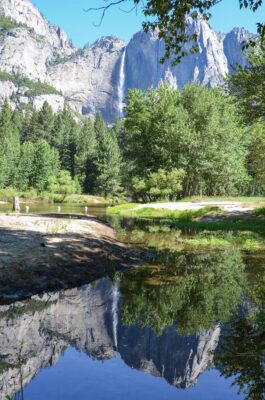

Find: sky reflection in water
[0,209,262,400]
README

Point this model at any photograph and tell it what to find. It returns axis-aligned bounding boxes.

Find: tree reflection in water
[120,249,245,335]
[119,246,264,400]
[215,259,265,400]
[1,241,264,400]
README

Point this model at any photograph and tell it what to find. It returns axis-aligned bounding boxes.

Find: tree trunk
[13,196,20,212]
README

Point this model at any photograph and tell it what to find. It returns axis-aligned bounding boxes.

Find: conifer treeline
[0,100,122,197]
[0,81,264,199]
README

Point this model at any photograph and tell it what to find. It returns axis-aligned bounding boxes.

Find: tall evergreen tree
[0,99,20,187]
[38,101,55,143]
[31,140,60,192]
[54,107,79,177]
[95,126,122,197]
[15,141,35,191]
[75,118,97,193]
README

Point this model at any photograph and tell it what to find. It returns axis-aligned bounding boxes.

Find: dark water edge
[0,204,264,400]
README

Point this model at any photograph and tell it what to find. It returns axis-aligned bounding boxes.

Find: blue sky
[33,0,264,47]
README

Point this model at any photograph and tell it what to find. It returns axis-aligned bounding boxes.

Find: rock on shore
[0,214,138,300]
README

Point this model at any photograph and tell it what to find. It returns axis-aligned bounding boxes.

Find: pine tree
[15,141,35,191]
[54,107,79,177]
[25,110,44,142]
[31,140,60,191]
[0,99,20,187]
[75,118,97,193]
[38,101,55,143]
[95,127,122,197]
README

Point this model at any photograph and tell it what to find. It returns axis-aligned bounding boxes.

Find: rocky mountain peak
[92,35,125,50]
[0,0,74,53]
[0,0,252,121]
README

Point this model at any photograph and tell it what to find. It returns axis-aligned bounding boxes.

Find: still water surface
[0,204,263,400]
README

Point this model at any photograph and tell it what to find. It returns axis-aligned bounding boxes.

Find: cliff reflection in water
[0,249,263,400]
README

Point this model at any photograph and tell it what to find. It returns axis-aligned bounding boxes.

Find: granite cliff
[0,0,252,121]
[0,279,221,399]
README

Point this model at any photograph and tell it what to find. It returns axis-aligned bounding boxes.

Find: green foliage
[30,140,60,192]
[108,204,265,236]
[124,84,249,197]
[52,107,79,177]
[228,45,265,124]
[108,204,220,221]
[254,207,265,216]
[0,102,122,197]
[0,77,264,202]
[120,249,245,335]
[95,116,122,197]
[216,309,265,400]
[0,15,28,35]
[132,168,185,201]
[116,220,265,252]
[0,187,18,201]
[24,80,61,97]
[46,170,79,200]
[0,99,20,188]
[0,70,13,82]
[23,101,55,143]
[75,118,97,192]
[247,122,265,195]
[15,141,35,190]
[0,70,60,96]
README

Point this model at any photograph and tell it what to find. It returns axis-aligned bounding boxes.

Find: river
[0,204,264,400]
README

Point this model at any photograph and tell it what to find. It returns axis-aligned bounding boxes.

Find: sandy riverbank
[0,214,139,300]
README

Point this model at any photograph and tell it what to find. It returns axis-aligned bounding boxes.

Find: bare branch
[84,0,127,26]
[118,4,137,14]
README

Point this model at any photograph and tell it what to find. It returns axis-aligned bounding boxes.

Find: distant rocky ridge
[0,0,252,121]
[0,279,220,399]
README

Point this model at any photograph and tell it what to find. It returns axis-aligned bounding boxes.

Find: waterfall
[118,48,126,117]
[112,281,120,350]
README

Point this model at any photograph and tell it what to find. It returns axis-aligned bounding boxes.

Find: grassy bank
[107,203,265,249]
[0,188,111,205]
[108,204,220,220]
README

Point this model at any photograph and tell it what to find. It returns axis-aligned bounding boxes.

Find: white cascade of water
[112,281,120,350]
[117,48,126,117]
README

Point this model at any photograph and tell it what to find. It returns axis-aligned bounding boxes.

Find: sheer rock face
[118,324,221,389]
[0,0,252,120]
[125,16,229,91]
[0,279,116,400]
[0,278,221,399]
[223,27,252,73]
[0,0,74,54]
[32,94,65,112]
[0,28,54,81]
[47,37,125,121]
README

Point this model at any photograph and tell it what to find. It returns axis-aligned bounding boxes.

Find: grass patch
[254,207,265,216]
[0,188,110,205]
[108,203,265,240]
[0,187,18,202]
[107,203,138,214]
[117,224,265,252]
[107,204,220,221]
[175,231,263,251]
[178,196,265,203]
